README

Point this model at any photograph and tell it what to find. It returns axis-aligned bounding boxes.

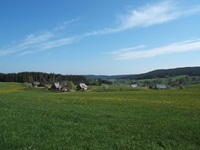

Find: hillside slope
[85,67,200,80]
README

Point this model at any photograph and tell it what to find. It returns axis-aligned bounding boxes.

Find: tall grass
[0,82,200,149]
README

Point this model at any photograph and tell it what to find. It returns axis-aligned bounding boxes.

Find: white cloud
[0,19,78,56]
[0,32,54,56]
[85,1,200,35]
[111,39,200,60]
[118,1,179,29]
[0,49,13,56]
[22,32,54,45]
[39,37,76,50]
[1,2,200,57]
[17,51,34,56]
[111,45,146,55]
[54,18,80,31]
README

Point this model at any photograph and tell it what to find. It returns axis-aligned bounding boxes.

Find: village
[31,81,88,92]
[29,79,187,93]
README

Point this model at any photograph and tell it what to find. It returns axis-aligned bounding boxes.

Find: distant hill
[85,67,200,80]
[127,66,200,80]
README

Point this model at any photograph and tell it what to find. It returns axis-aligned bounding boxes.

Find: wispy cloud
[0,32,54,56]
[0,48,13,56]
[54,18,80,31]
[1,1,200,57]
[39,37,76,50]
[85,1,200,35]
[17,32,54,50]
[111,39,200,60]
[17,50,34,56]
[118,1,178,29]
[0,19,78,56]
[111,45,146,55]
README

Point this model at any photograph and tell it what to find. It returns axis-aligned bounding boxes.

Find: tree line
[0,72,86,84]
[86,79,113,86]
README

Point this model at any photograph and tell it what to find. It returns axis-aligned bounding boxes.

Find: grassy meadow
[0,82,200,149]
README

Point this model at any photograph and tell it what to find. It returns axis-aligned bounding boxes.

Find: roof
[52,81,70,89]
[156,84,167,89]
[54,82,60,88]
[131,84,138,88]
[80,83,87,86]
[32,81,40,85]
[79,83,87,88]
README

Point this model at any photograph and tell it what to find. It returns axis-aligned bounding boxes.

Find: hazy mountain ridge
[85,67,200,80]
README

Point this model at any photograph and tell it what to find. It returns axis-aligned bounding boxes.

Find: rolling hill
[85,67,200,80]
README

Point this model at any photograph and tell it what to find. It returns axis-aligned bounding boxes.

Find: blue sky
[0,0,200,75]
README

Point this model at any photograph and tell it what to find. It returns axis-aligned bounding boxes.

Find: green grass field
[0,82,200,149]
